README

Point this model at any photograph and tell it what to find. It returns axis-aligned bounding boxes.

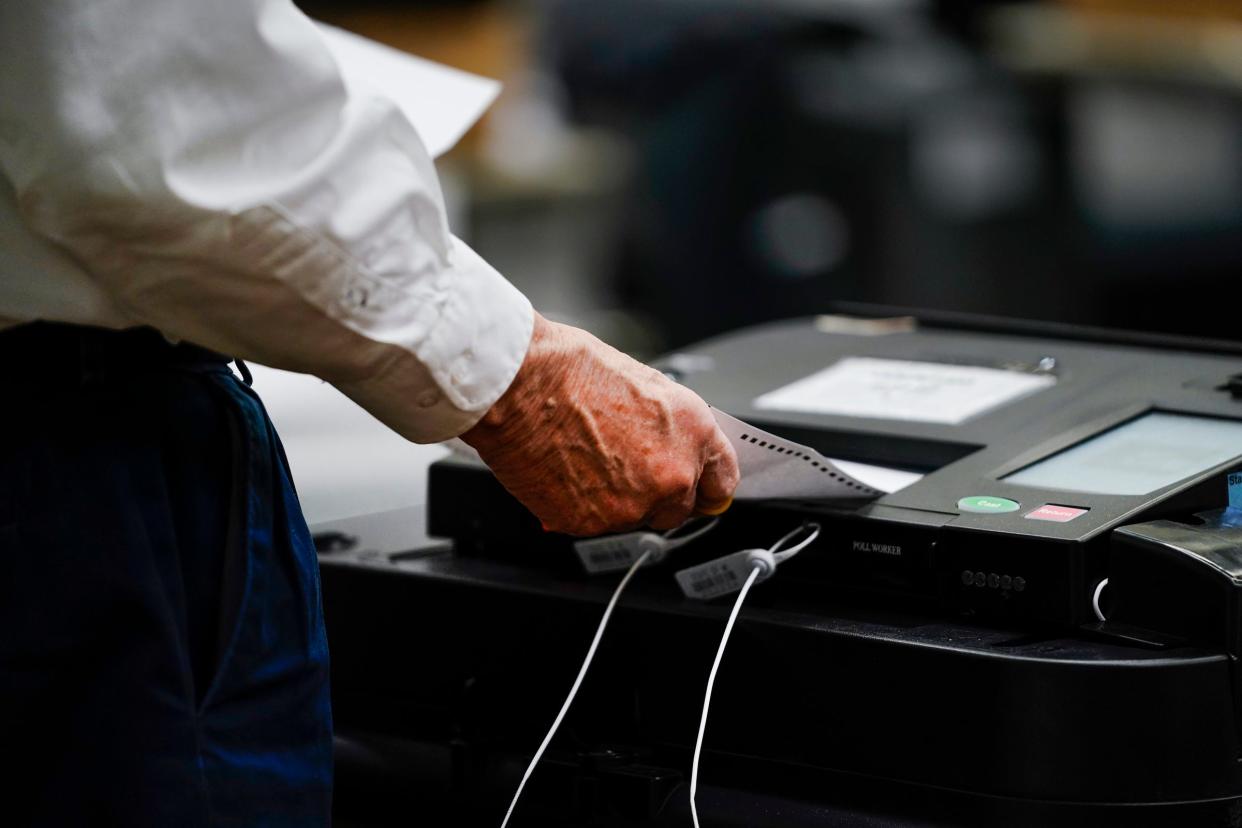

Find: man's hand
[462,313,740,536]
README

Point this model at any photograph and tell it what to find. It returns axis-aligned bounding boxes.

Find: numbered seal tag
[575,533,663,574]
[676,549,768,601]
[574,517,721,575]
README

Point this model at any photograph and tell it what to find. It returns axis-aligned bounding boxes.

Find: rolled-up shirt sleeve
[0,0,533,442]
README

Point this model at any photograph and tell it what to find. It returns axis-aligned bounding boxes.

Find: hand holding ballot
[463,313,740,536]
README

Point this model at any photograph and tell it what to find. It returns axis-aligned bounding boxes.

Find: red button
[1025,504,1089,523]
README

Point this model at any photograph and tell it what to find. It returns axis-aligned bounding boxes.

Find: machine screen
[1004,412,1242,495]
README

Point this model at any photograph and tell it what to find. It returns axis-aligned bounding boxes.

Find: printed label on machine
[753,357,1056,425]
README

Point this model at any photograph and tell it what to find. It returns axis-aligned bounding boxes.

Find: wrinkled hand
[462,313,739,536]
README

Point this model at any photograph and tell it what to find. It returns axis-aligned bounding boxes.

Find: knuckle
[688,406,716,437]
[618,502,649,527]
[661,467,697,498]
[670,500,696,523]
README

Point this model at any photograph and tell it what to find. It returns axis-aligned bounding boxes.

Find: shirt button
[416,389,441,409]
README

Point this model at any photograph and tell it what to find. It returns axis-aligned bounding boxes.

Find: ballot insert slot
[718,419,966,604]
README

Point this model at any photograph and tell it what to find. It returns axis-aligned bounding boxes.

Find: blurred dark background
[301,0,1242,355]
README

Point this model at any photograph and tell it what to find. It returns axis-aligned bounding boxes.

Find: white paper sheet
[712,409,921,501]
[754,357,1056,425]
[832,459,924,495]
[317,24,500,159]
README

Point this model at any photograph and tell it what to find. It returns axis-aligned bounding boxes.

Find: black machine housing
[325,314,1242,826]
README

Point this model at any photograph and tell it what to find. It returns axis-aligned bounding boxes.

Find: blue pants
[0,324,332,826]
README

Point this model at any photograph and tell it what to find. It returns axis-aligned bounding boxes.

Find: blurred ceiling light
[913,100,1041,220]
[751,193,850,279]
[1070,82,1242,228]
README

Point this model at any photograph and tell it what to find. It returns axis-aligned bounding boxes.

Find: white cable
[499,548,652,828]
[1092,578,1109,622]
[770,522,821,563]
[663,515,721,548]
[689,562,763,828]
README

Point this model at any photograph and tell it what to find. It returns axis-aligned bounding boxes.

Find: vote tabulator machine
[433,315,1242,629]
[322,315,1242,827]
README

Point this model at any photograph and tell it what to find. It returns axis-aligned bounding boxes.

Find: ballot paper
[712,409,922,501]
[754,357,1056,425]
[316,24,500,160]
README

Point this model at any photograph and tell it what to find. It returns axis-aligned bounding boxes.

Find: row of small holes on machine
[739,433,877,493]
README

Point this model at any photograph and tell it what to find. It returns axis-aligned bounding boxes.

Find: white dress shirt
[0,0,534,443]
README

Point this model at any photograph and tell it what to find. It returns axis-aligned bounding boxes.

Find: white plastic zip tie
[689,563,763,828]
[498,548,652,828]
[683,522,821,825]
[769,522,821,563]
[1092,578,1109,623]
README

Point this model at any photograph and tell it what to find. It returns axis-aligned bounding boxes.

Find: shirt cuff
[335,235,534,443]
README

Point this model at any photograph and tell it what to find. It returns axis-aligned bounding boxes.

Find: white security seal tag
[574,517,720,575]
[675,522,820,600]
[676,549,776,601]
[575,532,664,574]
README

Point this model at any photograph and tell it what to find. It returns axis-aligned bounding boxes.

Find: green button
[957,495,1020,515]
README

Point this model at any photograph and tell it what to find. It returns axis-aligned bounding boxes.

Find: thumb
[695,424,739,514]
